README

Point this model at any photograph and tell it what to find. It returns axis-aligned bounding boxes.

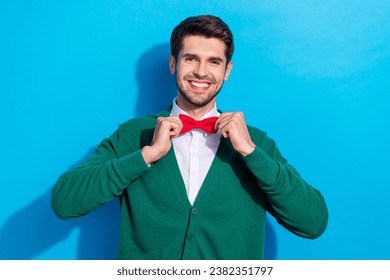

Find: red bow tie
[179,114,219,134]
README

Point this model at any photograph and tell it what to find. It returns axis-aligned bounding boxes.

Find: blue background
[1,0,389,260]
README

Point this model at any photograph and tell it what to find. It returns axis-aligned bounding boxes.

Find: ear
[169,54,176,75]
[224,61,233,81]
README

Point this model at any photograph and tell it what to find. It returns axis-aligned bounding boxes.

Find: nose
[193,61,207,78]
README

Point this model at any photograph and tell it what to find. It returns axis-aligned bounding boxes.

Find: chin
[184,93,215,106]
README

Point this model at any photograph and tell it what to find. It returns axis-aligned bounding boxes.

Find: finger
[154,117,181,141]
[158,117,183,131]
[165,115,183,125]
[215,112,231,125]
[169,122,183,138]
[218,112,246,131]
[215,113,233,130]
[221,130,230,138]
[168,116,184,130]
[218,123,231,138]
[169,125,182,138]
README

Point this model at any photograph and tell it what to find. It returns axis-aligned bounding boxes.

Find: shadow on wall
[0,148,120,260]
[135,43,177,116]
[0,43,277,260]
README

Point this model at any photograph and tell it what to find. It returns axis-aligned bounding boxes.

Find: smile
[189,80,211,90]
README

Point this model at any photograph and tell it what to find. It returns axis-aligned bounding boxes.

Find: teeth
[191,81,209,88]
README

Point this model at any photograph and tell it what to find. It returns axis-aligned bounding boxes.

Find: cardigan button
[187,234,194,241]
[191,208,198,215]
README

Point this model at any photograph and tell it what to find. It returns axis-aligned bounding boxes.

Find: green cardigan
[52,109,328,259]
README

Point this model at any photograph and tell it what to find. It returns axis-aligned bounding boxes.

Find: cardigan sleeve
[243,133,329,239]
[51,127,151,220]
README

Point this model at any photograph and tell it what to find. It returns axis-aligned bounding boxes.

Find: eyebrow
[208,56,224,63]
[182,53,225,62]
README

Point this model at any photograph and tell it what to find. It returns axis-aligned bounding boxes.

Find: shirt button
[192,208,198,215]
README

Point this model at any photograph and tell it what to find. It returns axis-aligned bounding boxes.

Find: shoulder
[248,126,282,158]
[119,109,171,131]
[107,109,170,152]
[247,125,272,143]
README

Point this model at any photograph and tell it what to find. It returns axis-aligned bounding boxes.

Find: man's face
[169,35,233,113]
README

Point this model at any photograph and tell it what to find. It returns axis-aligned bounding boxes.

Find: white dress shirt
[170,99,221,205]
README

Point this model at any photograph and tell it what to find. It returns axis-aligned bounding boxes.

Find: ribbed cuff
[116,149,151,183]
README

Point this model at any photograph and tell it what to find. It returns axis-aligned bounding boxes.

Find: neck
[176,96,216,120]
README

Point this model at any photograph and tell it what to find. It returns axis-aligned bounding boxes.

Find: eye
[209,59,222,66]
[185,57,197,62]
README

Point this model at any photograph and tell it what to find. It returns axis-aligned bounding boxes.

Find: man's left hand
[215,112,256,156]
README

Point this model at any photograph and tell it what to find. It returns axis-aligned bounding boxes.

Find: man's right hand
[141,116,183,165]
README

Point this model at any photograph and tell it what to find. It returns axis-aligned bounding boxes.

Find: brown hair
[170,15,234,64]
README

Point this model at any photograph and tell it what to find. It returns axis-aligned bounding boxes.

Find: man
[52,15,328,259]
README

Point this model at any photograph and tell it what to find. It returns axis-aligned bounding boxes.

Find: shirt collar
[170,98,221,137]
[170,97,221,119]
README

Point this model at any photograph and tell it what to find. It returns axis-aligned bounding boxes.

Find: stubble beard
[175,75,224,108]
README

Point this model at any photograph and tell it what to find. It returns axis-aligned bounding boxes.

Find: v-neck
[165,136,234,211]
